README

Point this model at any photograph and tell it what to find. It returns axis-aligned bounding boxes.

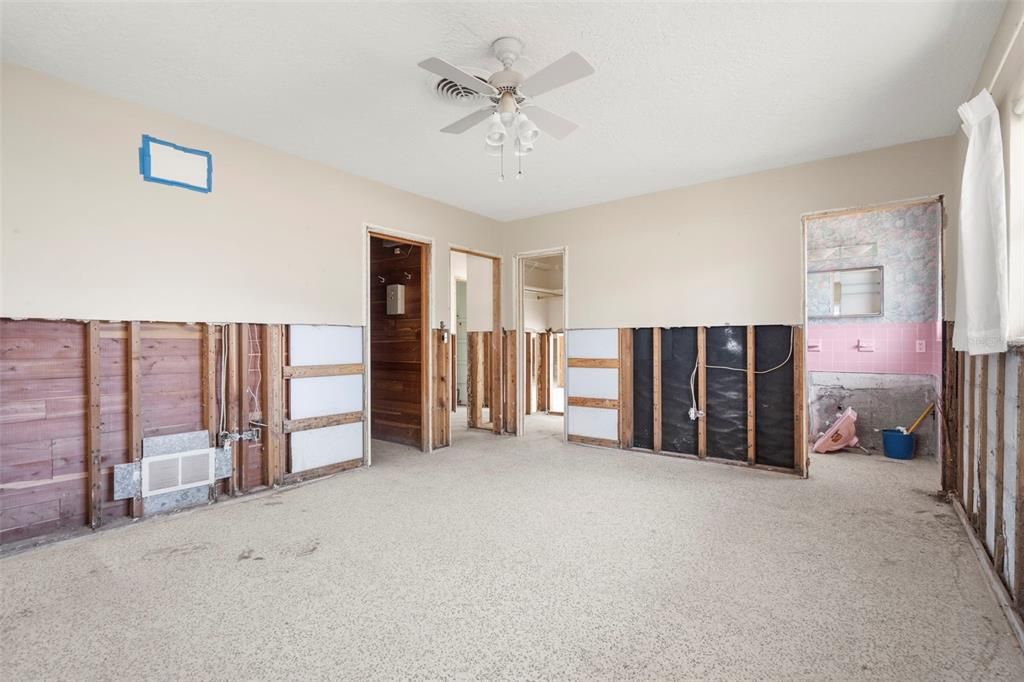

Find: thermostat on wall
[386,284,405,315]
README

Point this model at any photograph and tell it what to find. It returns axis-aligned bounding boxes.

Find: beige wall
[0,65,500,326]
[501,136,960,329]
[2,65,966,334]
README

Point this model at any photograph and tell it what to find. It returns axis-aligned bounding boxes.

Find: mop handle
[907,403,935,435]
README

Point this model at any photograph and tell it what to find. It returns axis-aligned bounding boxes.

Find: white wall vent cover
[141,448,215,497]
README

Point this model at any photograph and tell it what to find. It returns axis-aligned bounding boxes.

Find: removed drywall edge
[952,498,1024,654]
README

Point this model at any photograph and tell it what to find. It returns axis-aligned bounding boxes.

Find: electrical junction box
[386,284,405,315]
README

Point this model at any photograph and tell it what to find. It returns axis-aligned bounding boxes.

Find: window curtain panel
[954,89,1009,355]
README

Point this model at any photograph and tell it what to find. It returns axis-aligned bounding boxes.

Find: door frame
[799,193,944,480]
[364,224,435,457]
[514,246,568,439]
[449,245,503,437]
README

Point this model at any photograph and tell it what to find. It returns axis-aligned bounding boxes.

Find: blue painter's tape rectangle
[138,134,212,193]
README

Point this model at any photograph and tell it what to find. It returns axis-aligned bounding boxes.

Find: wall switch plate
[916,340,926,353]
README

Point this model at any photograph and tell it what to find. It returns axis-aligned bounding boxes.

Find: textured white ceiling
[1,2,1005,221]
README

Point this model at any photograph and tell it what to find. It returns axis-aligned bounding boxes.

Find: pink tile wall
[806,321,943,377]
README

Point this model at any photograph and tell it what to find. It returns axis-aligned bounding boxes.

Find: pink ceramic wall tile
[807,322,941,377]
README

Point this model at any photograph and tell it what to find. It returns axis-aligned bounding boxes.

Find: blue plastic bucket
[882,429,916,460]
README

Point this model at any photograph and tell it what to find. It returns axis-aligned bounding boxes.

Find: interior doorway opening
[517,250,566,438]
[368,231,430,452]
[803,196,944,471]
[449,247,503,437]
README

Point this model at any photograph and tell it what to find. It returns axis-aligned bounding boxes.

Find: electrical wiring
[689,327,795,418]
[246,324,262,417]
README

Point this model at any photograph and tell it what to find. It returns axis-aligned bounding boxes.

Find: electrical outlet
[916,340,926,353]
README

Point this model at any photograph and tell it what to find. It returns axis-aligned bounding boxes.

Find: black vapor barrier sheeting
[705,326,748,461]
[755,325,795,468]
[632,328,654,449]
[662,327,698,455]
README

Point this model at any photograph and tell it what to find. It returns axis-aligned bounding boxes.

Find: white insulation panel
[289,375,363,419]
[567,367,618,400]
[567,406,618,442]
[289,325,362,365]
[567,329,618,359]
[290,422,363,472]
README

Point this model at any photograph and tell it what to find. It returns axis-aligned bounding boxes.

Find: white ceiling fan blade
[440,108,494,134]
[519,52,595,98]
[524,106,578,140]
[418,57,498,97]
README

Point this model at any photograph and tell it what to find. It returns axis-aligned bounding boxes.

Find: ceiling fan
[418,37,594,172]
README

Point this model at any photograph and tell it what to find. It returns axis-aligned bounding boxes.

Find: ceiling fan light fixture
[515,113,540,144]
[515,141,534,156]
[485,113,507,146]
[485,141,503,157]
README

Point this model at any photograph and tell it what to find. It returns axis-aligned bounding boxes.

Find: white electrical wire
[246,323,262,416]
[689,327,795,415]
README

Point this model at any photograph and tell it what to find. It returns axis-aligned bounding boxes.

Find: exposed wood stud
[431,329,450,449]
[993,353,1006,577]
[491,257,502,436]
[524,332,534,416]
[281,457,363,485]
[422,243,432,451]
[567,434,620,449]
[283,411,364,434]
[225,324,240,496]
[538,332,550,413]
[567,396,619,410]
[467,332,484,428]
[504,330,518,434]
[237,323,250,493]
[567,358,619,369]
[283,363,363,379]
[746,325,756,466]
[128,321,143,518]
[618,328,633,449]
[967,354,976,521]
[957,350,966,499]
[697,326,707,458]
[941,323,959,493]
[201,323,218,501]
[86,321,102,530]
[793,325,806,477]
[653,327,662,453]
[1014,352,1024,606]
[266,324,285,486]
[978,355,989,537]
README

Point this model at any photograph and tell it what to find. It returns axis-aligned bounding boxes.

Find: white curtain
[954,89,1009,355]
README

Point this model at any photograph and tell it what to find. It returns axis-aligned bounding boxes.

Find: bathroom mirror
[807,266,883,318]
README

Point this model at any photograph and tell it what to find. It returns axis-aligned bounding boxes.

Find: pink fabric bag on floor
[812,407,860,453]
